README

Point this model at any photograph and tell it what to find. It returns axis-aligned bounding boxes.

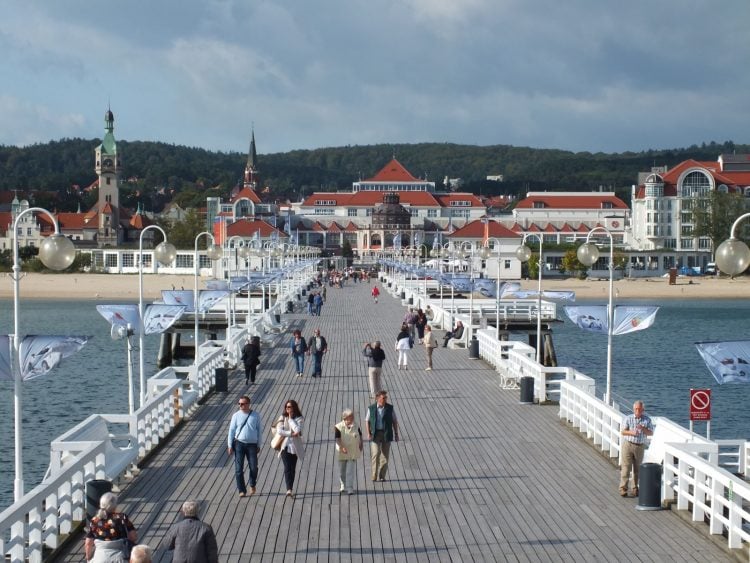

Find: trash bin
[468,336,479,359]
[286,301,294,313]
[668,268,677,285]
[400,291,406,300]
[86,479,112,519]
[407,296,413,305]
[274,313,281,323]
[519,376,534,404]
[636,462,662,511]
[215,367,228,392]
[301,289,306,296]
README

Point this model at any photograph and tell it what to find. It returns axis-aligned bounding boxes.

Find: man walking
[227,395,263,497]
[366,390,399,482]
[307,328,328,377]
[162,500,218,563]
[363,341,386,397]
[619,400,654,497]
[313,292,324,316]
[403,308,417,343]
[371,285,380,303]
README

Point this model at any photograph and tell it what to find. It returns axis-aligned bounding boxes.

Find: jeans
[312,353,323,375]
[293,353,305,374]
[234,441,258,493]
[281,449,298,491]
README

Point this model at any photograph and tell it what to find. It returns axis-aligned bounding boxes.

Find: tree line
[1,138,746,213]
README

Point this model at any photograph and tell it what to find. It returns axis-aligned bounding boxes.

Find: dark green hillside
[1,139,746,211]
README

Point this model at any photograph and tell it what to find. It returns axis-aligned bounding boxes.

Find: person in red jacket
[371,285,380,303]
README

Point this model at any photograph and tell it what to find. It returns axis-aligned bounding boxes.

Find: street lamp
[576,226,615,404]
[480,238,503,340]
[715,212,750,276]
[459,241,476,340]
[11,207,76,501]
[194,232,222,367]
[138,226,177,408]
[237,244,253,324]
[515,234,543,365]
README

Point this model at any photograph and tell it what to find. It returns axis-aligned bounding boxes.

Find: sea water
[0,298,748,509]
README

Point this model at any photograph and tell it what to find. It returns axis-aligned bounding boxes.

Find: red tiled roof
[231,186,262,204]
[527,223,541,232]
[448,219,520,239]
[543,223,558,232]
[327,221,342,233]
[575,224,590,233]
[634,158,750,199]
[516,193,628,210]
[300,191,442,207]
[0,211,11,235]
[365,158,420,182]
[129,212,151,229]
[344,221,359,232]
[433,193,485,207]
[311,222,327,232]
[510,223,523,233]
[559,223,575,232]
[226,218,287,238]
[55,212,97,230]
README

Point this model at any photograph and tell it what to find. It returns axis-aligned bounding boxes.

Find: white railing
[0,338,225,563]
[559,379,623,459]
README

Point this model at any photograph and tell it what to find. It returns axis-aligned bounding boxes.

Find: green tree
[162,209,205,249]
[341,239,354,258]
[693,191,747,254]
[561,249,588,279]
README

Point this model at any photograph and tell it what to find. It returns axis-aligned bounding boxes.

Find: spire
[248,128,258,169]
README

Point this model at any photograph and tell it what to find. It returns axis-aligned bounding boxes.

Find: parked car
[705,262,717,275]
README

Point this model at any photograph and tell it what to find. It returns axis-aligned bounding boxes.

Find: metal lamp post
[237,245,253,324]
[460,241,476,340]
[11,207,76,501]
[193,232,222,367]
[576,227,615,404]
[138,226,177,408]
[480,238,503,340]
[715,212,750,276]
[515,234,544,365]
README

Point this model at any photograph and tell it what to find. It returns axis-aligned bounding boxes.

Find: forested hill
[0,139,745,211]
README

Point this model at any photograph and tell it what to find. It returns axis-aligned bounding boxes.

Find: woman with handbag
[395,323,411,370]
[84,492,138,562]
[274,399,305,497]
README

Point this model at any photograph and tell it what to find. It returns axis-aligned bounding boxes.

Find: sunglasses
[238,402,249,406]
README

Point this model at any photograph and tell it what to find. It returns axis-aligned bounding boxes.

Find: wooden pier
[54,280,735,561]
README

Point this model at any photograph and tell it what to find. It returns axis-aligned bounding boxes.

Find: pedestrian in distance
[307,328,328,377]
[423,325,437,371]
[307,292,315,315]
[396,323,411,370]
[403,308,418,343]
[334,408,363,495]
[162,500,218,563]
[366,390,399,482]
[371,285,380,303]
[363,341,386,397]
[415,309,427,344]
[274,399,305,497]
[313,291,324,315]
[619,400,654,497]
[227,395,263,497]
[442,320,464,347]
[84,492,138,562]
[290,329,308,377]
[240,336,261,384]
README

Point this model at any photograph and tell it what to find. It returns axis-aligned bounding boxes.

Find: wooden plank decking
[55,279,734,562]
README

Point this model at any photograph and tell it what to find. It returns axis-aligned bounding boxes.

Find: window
[122,253,135,268]
[533,201,545,209]
[698,238,712,249]
[314,208,335,215]
[680,238,693,249]
[410,208,419,217]
[680,171,711,198]
[449,200,470,207]
[105,254,118,268]
[175,254,192,268]
[427,209,438,218]
[314,199,336,206]
[681,225,693,236]
[347,208,358,217]
[504,259,511,269]
[601,202,613,209]
[27,227,32,236]
[199,255,212,268]
[365,209,372,216]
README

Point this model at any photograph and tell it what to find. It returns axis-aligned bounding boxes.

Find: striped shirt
[622,413,653,445]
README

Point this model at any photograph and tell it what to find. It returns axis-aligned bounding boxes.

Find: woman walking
[423,325,437,371]
[274,400,305,497]
[415,309,427,344]
[334,408,363,495]
[84,492,138,562]
[241,336,261,384]
[395,323,411,370]
[290,329,308,377]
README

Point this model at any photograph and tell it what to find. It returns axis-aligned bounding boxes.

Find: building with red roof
[631,155,750,270]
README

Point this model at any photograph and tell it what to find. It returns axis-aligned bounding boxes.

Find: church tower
[95,108,121,246]
[243,129,259,191]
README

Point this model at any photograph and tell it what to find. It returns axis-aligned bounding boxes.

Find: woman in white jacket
[395,323,411,370]
[275,399,305,497]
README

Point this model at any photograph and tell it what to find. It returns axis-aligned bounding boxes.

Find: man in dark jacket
[163,500,218,563]
[363,341,386,397]
[307,329,328,377]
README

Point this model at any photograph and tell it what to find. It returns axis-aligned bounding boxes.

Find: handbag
[271,417,285,451]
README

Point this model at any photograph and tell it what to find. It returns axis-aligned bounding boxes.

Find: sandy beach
[2,272,750,301]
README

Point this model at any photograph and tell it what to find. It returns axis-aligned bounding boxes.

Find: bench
[48,415,138,483]
[262,311,288,334]
[446,330,468,349]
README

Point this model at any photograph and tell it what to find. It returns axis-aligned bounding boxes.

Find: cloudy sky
[1,1,748,155]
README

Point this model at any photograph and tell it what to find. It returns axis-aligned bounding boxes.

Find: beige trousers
[619,440,645,490]
[368,367,382,396]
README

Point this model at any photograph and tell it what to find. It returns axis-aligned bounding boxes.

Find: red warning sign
[689,389,711,421]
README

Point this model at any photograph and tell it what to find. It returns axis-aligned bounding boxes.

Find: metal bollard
[519,376,534,404]
[468,336,479,359]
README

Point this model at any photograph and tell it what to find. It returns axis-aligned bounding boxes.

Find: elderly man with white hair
[129,545,153,563]
[162,500,219,563]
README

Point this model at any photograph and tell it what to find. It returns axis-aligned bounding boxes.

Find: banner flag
[19,335,89,381]
[96,304,140,329]
[162,290,195,311]
[499,282,522,298]
[413,232,421,248]
[142,304,186,334]
[564,306,659,335]
[204,279,229,291]
[473,278,497,297]
[503,289,576,301]
[198,290,230,312]
[482,217,489,245]
[0,336,11,381]
[229,276,249,291]
[695,340,750,384]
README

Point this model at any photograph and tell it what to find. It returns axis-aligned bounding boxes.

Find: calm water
[0,298,748,509]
